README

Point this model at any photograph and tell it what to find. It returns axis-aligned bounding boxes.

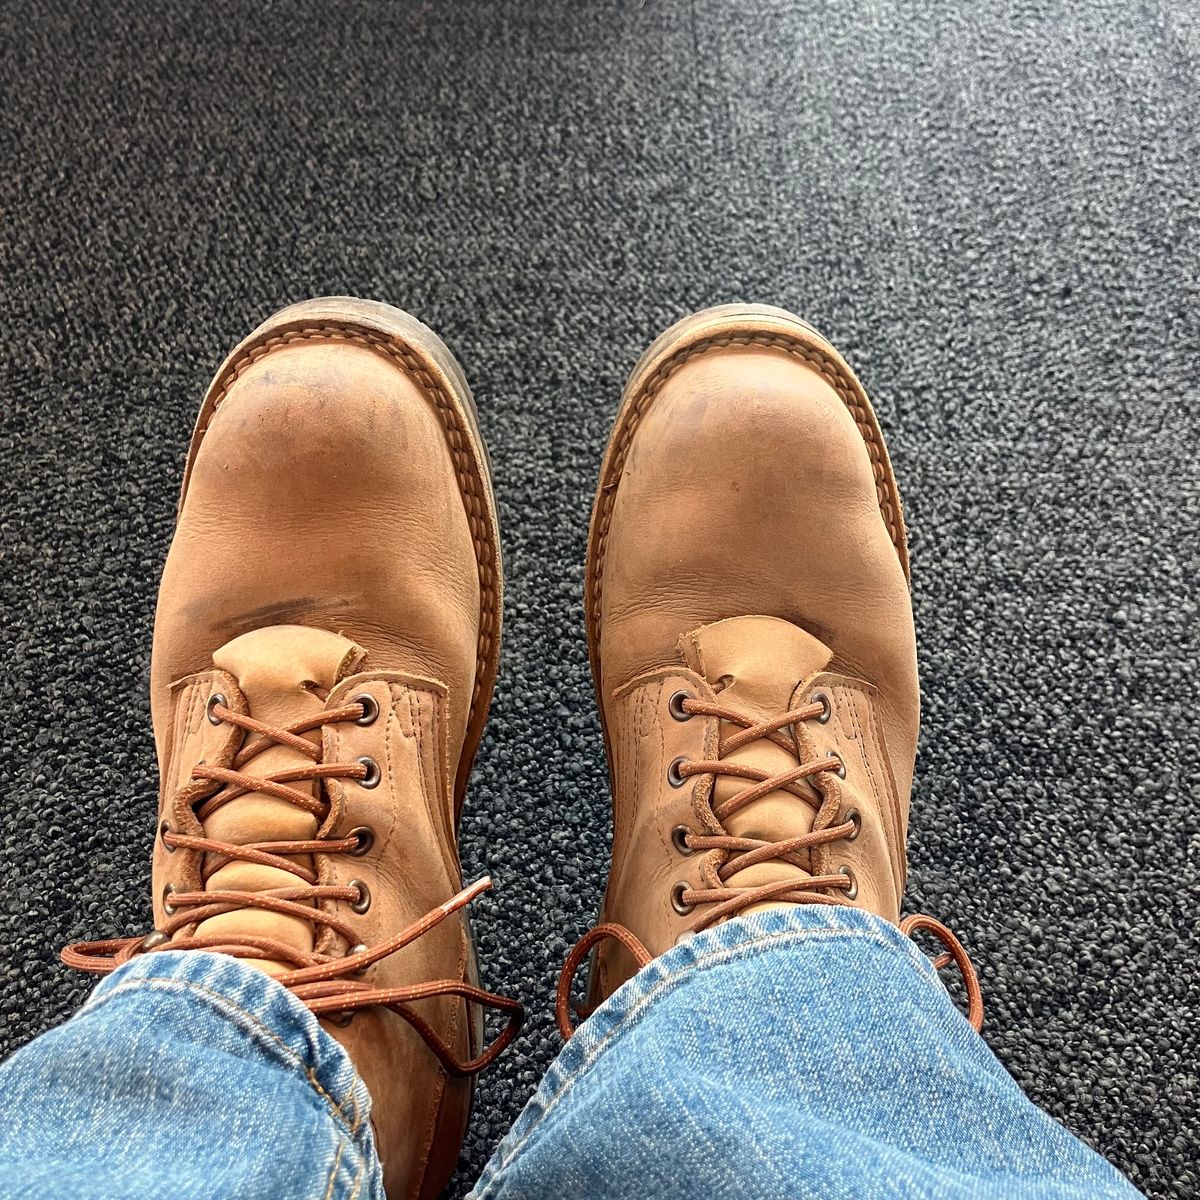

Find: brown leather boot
[65,298,521,1200]
[561,304,980,1034]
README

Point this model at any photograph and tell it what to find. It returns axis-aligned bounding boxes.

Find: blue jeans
[0,908,1140,1199]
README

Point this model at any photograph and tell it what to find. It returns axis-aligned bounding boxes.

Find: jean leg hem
[79,950,371,1137]
[473,908,949,1195]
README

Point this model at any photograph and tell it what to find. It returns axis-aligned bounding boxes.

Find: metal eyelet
[158,819,176,852]
[139,931,169,952]
[349,826,375,856]
[162,883,179,916]
[811,691,832,724]
[826,750,847,779]
[353,693,379,726]
[843,808,862,841]
[670,880,695,915]
[356,757,381,789]
[349,879,372,914]
[667,757,689,788]
[347,942,370,975]
[206,693,227,725]
[671,825,695,855]
[838,864,858,900]
[668,690,694,721]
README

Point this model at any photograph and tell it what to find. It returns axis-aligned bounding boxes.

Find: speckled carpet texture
[1,1,1197,1196]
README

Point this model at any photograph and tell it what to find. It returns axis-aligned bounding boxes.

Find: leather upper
[588,329,919,998]
[595,344,917,778]
[151,337,484,792]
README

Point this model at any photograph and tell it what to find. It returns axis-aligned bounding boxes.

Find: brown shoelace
[557,693,983,1038]
[63,699,523,1076]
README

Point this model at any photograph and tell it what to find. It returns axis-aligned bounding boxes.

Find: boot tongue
[197,626,366,971]
[212,625,366,726]
[679,617,834,910]
[680,616,832,723]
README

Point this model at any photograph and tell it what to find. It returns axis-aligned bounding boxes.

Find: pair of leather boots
[66,299,978,1199]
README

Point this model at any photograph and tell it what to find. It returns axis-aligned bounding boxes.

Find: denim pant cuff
[82,949,370,1136]
[586,905,943,1049]
[473,906,949,1195]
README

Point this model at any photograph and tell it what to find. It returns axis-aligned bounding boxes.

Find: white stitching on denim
[323,1138,346,1200]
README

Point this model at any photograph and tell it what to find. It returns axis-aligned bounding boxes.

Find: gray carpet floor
[2,2,1197,1196]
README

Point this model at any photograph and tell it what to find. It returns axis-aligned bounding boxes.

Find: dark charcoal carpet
[1,2,1197,1196]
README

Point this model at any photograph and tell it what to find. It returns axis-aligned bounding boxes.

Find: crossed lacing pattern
[557,691,983,1037]
[63,697,523,1075]
[672,693,859,922]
